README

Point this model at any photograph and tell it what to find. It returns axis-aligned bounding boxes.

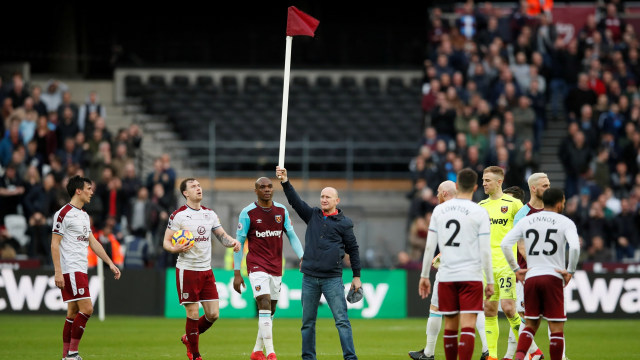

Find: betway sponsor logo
[255,230,282,238]
[0,269,100,312]
[490,218,508,226]
[565,271,640,314]
[216,278,389,318]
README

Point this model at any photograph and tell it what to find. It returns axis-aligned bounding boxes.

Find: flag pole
[278,35,293,176]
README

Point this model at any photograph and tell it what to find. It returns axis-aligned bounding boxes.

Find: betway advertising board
[164,269,406,319]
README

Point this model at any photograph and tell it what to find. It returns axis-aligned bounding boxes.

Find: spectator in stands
[0,118,22,167]
[407,214,428,262]
[611,161,633,198]
[27,210,51,265]
[598,3,624,44]
[89,215,124,269]
[612,198,638,261]
[150,182,174,267]
[591,146,612,191]
[56,106,79,146]
[0,163,26,224]
[78,91,106,134]
[586,235,613,262]
[89,141,112,179]
[8,73,29,108]
[566,73,598,122]
[160,152,176,191]
[127,186,153,239]
[40,79,68,113]
[56,136,82,169]
[95,166,124,227]
[30,86,48,117]
[126,123,143,156]
[56,91,79,126]
[560,130,593,199]
[431,92,457,143]
[111,143,131,178]
[0,98,13,134]
[121,161,142,203]
[577,104,599,147]
[124,235,150,269]
[34,115,57,164]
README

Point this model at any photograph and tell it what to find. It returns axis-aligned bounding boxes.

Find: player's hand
[110,264,122,280]
[515,268,529,282]
[351,276,362,292]
[231,239,241,252]
[276,166,288,182]
[555,269,572,287]
[418,277,431,299]
[54,272,65,290]
[173,242,191,253]
[233,272,245,294]
[485,283,494,299]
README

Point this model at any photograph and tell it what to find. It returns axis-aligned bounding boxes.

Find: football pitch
[1,315,636,359]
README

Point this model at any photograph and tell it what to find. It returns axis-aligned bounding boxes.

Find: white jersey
[168,204,221,271]
[501,211,580,281]
[421,198,493,283]
[52,204,91,274]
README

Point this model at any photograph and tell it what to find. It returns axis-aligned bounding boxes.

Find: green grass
[0,315,637,359]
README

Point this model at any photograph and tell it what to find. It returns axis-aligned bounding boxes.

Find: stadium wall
[1,268,638,319]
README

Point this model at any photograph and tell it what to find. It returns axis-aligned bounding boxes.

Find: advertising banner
[406,270,640,319]
[0,268,165,315]
[164,269,406,319]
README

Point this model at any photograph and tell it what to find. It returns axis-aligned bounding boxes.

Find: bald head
[320,187,340,213]
[254,177,273,205]
[437,180,457,203]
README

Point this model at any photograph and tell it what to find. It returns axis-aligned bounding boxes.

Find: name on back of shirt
[440,205,470,216]
[527,216,557,226]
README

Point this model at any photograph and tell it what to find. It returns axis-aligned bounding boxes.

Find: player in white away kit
[500,188,580,360]
[163,178,241,360]
[51,176,122,360]
[420,169,495,360]
[409,180,491,360]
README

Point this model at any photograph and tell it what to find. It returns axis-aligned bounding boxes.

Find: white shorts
[516,281,525,313]
[431,273,440,310]
[249,271,282,300]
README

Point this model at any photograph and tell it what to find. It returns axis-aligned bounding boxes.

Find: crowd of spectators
[403,0,640,269]
[0,74,178,269]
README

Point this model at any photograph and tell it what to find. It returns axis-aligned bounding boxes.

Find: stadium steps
[539,119,567,187]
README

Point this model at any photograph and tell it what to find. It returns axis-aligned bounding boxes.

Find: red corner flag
[286,6,319,37]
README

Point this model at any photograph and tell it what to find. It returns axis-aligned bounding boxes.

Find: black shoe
[480,350,489,360]
[408,349,434,360]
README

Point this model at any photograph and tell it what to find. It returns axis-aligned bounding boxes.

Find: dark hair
[456,168,478,192]
[179,178,197,199]
[67,175,91,198]
[503,186,525,202]
[542,188,565,208]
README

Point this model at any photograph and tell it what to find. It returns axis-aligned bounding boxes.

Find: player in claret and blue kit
[233,177,304,360]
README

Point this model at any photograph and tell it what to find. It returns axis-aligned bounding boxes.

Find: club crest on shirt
[182,293,189,299]
[198,226,206,235]
[501,206,508,214]
[204,213,211,220]
[79,288,84,295]
[275,215,282,223]
[255,285,261,291]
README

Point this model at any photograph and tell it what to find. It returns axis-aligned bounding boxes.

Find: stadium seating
[125,72,422,177]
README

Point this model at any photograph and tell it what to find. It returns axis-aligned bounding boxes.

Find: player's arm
[233,211,250,294]
[51,233,64,289]
[557,221,581,286]
[162,228,191,253]
[478,211,494,299]
[341,218,361,291]
[513,209,527,260]
[501,223,527,281]
[419,215,438,299]
[283,207,304,259]
[88,233,121,280]
[213,226,241,252]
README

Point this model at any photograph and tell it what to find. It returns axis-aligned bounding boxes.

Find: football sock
[507,314,521,341]
[504,327,517,359]
[259,310,274,355]
[443,329,458,360]
[459,327,475,360]
[549,332,564,360]
[525,318,539,354]
[253,328,264,352]
[485,315,499,358]
[425,313,442,356]
[186,317,200,358]
[515,326,535,360]
[62,317,73,358]
[548,325,565,358]
[475,311,489,352]
[69,312,90,353]
[198,315,214,334]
